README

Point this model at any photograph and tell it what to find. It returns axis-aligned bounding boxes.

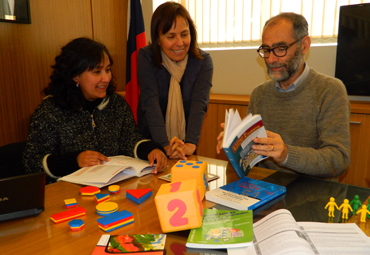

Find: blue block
[103,219,134,232]
[68,219,84,228]
[126,190,152,204]
[97,210,132,225]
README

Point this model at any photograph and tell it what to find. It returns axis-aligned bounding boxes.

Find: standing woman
[137,2,213,159]
[23,37,167,184]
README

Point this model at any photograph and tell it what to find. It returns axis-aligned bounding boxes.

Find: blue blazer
[137,45,213,147]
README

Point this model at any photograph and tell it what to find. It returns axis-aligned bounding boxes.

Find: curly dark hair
[150,2,202,67]
[43,37,116,111]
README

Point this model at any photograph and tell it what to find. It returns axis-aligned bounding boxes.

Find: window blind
[153,0,370,48]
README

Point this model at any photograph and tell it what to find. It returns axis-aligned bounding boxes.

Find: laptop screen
[0,172,45,222]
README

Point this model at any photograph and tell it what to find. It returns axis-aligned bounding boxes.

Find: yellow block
[155,179,203,233]
[171,160,208,200]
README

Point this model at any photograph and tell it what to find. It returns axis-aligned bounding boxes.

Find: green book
[186,209,253,249]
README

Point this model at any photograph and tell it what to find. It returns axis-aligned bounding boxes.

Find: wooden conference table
[1,155,370,255]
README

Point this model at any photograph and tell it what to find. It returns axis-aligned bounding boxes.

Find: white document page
[58,155,153,187]
[298,222,370,255]
[228,209,370,255]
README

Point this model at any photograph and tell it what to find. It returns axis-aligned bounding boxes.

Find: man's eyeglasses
[257,39,301,58]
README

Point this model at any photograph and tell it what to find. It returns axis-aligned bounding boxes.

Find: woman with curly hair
[23,37,167,183]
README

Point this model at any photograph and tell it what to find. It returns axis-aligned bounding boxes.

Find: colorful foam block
[97,209,119,216]
[155,179,203,233]
[126,189,152,204]
[94,193,110,204]
[97,210,134,232]
[98,216,134,230]
[171,160,208,200]
[64,198,78,208]
[96,202,118,216]
[99,218,134,232]
[97,210,132,226]
[68,219,85,231]
[50,207,86,224]
[108,185,121,193]
[80,186,100,196]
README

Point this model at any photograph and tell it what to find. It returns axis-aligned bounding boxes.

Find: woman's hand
[181,143,196,156]
[148,149,168,174]
[252,130,288,163]
[164,136,186,160]
[216,123,225,154]
[164,137,196,159]
[77,150,109,167]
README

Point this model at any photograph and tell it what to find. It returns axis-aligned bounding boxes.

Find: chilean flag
[126,0,146,123]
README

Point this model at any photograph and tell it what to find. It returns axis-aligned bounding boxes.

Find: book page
[58,155,153,185]
[107,156,153,176]
[228,209,314,255]
[223,112,253,148]
[227,109,243,138]
[252,209,302,243]
[229,231,315,255]
[223,108,231,146]
[64,164,135,183]
[229,209,370,255]
[298,222,370,254]
[223,109,243,147]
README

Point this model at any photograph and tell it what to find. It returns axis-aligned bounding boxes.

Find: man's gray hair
[264,12,309,40]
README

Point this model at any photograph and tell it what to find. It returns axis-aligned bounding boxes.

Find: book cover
[186,209,253,249]
[91,234,166,254]
[222,110,268,179]
[205,177,286,211]
[186,247,228,254]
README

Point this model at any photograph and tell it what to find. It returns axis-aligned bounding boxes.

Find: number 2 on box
[168,182,188,226]
[168,199,188,226]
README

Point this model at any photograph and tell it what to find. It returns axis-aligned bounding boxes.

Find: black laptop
[0,172,45,222]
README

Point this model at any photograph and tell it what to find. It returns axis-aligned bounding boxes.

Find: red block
[50,207,86,224]
[126,188,152,199]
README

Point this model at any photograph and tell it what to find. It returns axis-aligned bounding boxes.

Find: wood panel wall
[0,0,128,147]
[197,95,249,160]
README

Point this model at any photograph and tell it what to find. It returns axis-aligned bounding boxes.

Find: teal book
[205,177,286,211]
[222,110,268,178]
[186,209,253,249]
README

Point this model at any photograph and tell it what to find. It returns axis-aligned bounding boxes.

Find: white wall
[207,45,337,95]
[142,1,338,96]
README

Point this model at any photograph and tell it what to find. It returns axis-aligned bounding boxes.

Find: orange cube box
[155,179,203,233]
[171,160,208,200]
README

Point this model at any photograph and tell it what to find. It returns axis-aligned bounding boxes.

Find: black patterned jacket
[23,93,160,182]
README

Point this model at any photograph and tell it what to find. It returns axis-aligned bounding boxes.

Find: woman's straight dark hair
[150,2,202,67]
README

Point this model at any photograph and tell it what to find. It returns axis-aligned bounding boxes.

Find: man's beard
[266,47,303,82]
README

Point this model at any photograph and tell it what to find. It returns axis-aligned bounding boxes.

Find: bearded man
[218,13,350,178]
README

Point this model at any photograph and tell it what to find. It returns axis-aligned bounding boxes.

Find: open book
[58,156,154,188]
[228,209,370,255]
[223,109,268,178]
